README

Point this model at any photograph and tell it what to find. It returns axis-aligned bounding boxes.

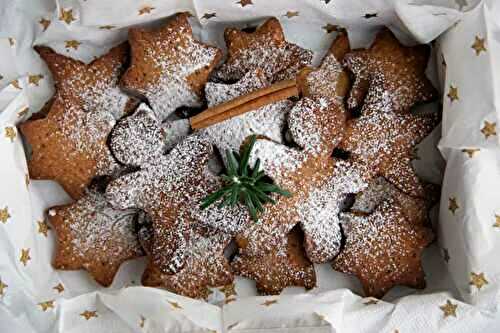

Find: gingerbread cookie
[213,18,313,83]
[203,69,291,162]
[141,226,233,299]
[121,13,222,121]
[339,100,439,197]
[232,227,316,295]
[351,177,438,225]
[332,194,434,298]
[20,44,136,199]
[296,32,351,101]
[106,107,247,273]
[343,29,437,113]
[48,187,143,286]
[236,94,373,263]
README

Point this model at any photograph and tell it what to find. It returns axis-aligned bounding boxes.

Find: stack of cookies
[20,13,440,299]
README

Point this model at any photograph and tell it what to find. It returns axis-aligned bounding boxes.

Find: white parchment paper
[1,0,500,332]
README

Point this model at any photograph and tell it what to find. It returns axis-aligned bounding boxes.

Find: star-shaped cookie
[344,29,437,113]
[213,17,313,82]
[332,194,434,298]
[121,13,222,121]
[141,226,234,299]
[203,69,291,161]
[48,187,143,286]
[232,227,316,295]
[338,102,439,197]
[236,95,372,263]
[296,32,351,101]
[106,106,247,273]
[20,44,136,199]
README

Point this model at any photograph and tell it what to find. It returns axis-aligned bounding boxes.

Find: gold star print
[168,300,182,310]
[5,126,16,142]
[20,248,31,266]
[220,283,237,298]
[37,220,51,237]
[0,207,11,223]
[39,18,51,31]
[28,74,44,86]
[8,38,15,46]
[59,8,76,25]
[363,298,378,305]
[38,300,55,311]
[439,300,458,318]
[471,36,487,56]
[65,40,81,50]
[138,6,155,15]
[462,148,480,158]
[237,0,253,6]
[470,272,488,290]
[443,248,450,263]
[202,13,217,20]
[139,315,145,328]
[481,121,496,139]
[285,11,299,18]
[10,79,21,89]
[18,107,29,118]
[53,283,64,293]
[80,310,98,320]
[322,24,343,34]
[493,214,500,228]
[261,299,278,306]
[447,85,459,102]
[0,279,7,297]
[99,25,116,30]
[225,297,236,304]
[227,322,239,330]
[448,197,459,215]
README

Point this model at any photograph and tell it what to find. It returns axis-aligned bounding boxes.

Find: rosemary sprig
[200,135,291,221]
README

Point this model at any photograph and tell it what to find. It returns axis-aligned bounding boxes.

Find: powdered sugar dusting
[134,17,220,121]
[214,19,312,82]
[53,47,131,174]
[203,70,290,161]
[333,196,433,297]
[297,159,370,262]
[62,189,142,259]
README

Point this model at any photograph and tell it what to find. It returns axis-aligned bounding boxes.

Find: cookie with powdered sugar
[338,98,439,198]
[213,18,312,83]
[232,227,316,295]
[106,107,247,273]
[203,69,291,163]
[235,94,374,263]
[343,28,437,112]
[140,225,234,299]
[20,44,137,199]
[48,187,144,287]
[296,32,351,101]
[121,13,222,121]
[332,194,434,298]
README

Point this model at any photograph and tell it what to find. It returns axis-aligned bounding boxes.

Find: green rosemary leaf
[253,186,276,204]
[230,186,239,206]
[251,158,261,178]
[200,187,230,209]
[239,135,256,176]
[247,189,264,213]
[243,191,258,221]
[226,150,238,176]
[257,183,291,197]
